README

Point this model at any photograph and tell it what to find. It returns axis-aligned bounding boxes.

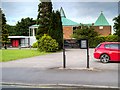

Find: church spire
[94,11,110,26]
[60,7,66,18]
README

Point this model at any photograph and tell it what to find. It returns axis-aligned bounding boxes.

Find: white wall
[29,36,37,46]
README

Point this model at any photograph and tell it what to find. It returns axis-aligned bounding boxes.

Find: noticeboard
[79,39,88,49]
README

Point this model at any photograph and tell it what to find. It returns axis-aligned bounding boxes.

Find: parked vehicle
[94,42,120,63]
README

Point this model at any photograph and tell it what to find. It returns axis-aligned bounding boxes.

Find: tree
[15,17,36,36]
[1,9,9,47]
[73,25,99,39]
[73,25,99,47]
[6,24,16,36]
[36,0,52,40]
[113,15,120,41]
[0,8,2,48]
[49,11,63,49]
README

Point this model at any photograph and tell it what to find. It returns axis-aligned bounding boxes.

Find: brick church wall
[63,26,73,39]
[93,26,111,36]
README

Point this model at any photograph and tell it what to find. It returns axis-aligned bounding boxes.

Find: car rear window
[96,44,101,48]
[110,44,119,49]
[105,43,120,49]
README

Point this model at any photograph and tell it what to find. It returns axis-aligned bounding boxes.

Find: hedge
[89,35,118,48]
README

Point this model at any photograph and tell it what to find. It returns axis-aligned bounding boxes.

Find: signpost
[63,38,66,68]
[79,39,89,68]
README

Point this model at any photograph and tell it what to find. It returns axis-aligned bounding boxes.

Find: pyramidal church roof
[94,11,110,26]
[60,7,79,26]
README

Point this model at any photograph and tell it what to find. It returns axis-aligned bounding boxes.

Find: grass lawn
[1,49,47,62]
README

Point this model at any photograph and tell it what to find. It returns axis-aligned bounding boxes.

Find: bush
[32,41,38,48]
[105,35,118,42]
[89,35,119,48]
[38,34,59,52]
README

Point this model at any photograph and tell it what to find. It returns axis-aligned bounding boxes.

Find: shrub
[89,36,105,48]
[89,35,119,48]
[32,41,38,48]
[105,35,118,42]
[38,34,59,52]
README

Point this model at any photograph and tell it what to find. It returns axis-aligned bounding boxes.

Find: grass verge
[1,49,47,62]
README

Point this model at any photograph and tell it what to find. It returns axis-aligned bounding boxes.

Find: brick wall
[63,25,111,40]
[93,26,111,36]
[63,26,73,39]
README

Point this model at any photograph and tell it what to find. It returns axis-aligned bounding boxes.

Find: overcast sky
[1,0,119,33]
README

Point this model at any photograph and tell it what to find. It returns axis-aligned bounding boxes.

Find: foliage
[1,49,47,62]
[15,17,36,36]
[32,41,38,48]
[90,36,106,48]
[105,35,118,42]
[36,1,63,50]
[73,25,99,47]
[36,1,52,40]
[0,9,1,48]
[89,35,119,48]
[49,11,63,50]
[113,15,120,41]
[6,24,16,36]
[73,25,99,40]
[1,9,9,45]
[38,34,58,52]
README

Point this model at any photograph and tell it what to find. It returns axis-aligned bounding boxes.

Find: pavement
[1,48,120,89]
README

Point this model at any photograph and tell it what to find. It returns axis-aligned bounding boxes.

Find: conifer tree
[113,15,120,41]
[49,11,63,49]
[36,0,52,40]
[1,9,8,48]
[36,0,63,50]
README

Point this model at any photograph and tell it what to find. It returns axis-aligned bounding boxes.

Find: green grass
[1,49,47,62]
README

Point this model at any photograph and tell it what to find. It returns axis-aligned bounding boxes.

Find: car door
[109,44,120,61]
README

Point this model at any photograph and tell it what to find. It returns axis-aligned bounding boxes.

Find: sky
[1,0,119,33]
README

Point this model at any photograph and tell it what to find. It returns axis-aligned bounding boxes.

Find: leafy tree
[49,11,63,49]
[73,25,99,46]
[36,0,52,40]
[113,15,120,41]
[15,17,36,36]
[73,25,99,39]
[6,24,16,36]
[1,9,9,47]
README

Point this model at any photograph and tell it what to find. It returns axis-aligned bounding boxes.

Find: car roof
[101,42,120,44]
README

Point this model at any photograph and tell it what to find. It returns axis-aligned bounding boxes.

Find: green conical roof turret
[94,11,110,26]
[60,7,66,18]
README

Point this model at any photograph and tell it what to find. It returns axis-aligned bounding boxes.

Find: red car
[94,42,120,63]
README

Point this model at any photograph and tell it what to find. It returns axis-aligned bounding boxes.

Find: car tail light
[94,48,97,52]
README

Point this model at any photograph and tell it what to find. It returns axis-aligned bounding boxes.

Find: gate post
[63,39,66,68]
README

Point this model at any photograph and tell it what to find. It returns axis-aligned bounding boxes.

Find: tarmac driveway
[1,48,119,88]
[1,48,118,70]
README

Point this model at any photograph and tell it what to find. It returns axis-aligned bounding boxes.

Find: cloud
[2,1,118,26]
[53,2,118,25]
[2,2,39,25]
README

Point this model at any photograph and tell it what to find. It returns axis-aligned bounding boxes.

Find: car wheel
[100,54,110,63]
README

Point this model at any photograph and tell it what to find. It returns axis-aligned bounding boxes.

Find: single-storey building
[8,36,29,47]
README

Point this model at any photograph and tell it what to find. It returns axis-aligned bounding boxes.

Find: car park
[94,42,120,63]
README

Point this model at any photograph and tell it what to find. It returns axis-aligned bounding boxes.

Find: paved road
[1,49,120,89]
